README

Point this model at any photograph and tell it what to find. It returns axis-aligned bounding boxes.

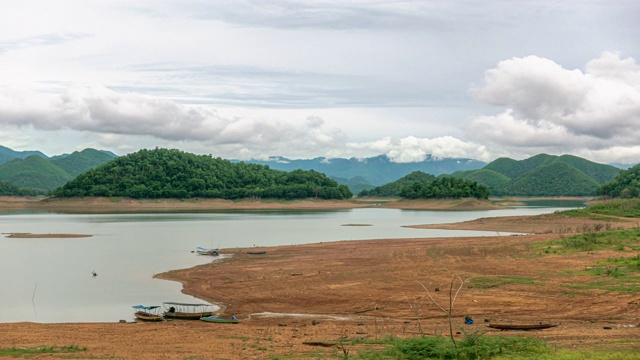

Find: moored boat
[200,315,239,324]
[487,323,558,331]
[196,247,219,256]
[133,305,163,322]
[163,302,214,320]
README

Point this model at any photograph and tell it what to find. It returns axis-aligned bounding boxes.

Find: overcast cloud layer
[0,1,639,165]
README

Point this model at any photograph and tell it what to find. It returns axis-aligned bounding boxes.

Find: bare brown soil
[8,196,505,212]
[1,197,639,359]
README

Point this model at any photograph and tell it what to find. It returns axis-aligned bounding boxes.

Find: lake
[0,203,581,323]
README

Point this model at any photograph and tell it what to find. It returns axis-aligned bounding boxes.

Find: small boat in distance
[246,251,267,255]
[487,323,558,331]
[163,302,214,320]
[196,247,219,256]
[200,315,239,324]
[133,305,163,322]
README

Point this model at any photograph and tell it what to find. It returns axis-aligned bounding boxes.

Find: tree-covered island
[52,148,352,200]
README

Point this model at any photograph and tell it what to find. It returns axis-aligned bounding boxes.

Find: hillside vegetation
[50,149,117,177]
[0,156,73,193]
[53,148,352,200]
[358,171,436,197]
[453,153,620,196]
[0,148,116,194]
[399,176,489,199]
[598,164,640,198]
[0,181,37,196]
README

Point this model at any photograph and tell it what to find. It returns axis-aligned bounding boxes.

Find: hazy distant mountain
[244,154,485,186]
[452,153,620,196]
[0,145,48,165]
[609,162,637,170]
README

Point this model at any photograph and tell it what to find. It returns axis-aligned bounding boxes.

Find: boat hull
[164,311,214,320]
[200,316,238,324]
[134,311,164,322]
[488,323,558,331]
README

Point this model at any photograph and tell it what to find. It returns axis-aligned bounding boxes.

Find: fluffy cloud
[350,136,490,162]
[467,52,640,163]
[0,84,348,159]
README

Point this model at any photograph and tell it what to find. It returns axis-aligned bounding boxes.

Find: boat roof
[162,302,211,307]
[132,305,160,310]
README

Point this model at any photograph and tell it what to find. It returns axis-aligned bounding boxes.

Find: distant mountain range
[0,144,629,197]
[451,154,621,196]
[243,155,486,187]
[0,148,117,193]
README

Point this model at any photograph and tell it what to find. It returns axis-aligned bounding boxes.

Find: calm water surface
[0,204,580,323]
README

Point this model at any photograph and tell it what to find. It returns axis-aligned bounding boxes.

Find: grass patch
[0,345,87,357]
[466,275,536,289]
[545,228,640,252]
[355,334,548,359]
[586,199,640,218]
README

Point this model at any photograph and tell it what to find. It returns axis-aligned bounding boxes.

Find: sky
[1,1,639,165]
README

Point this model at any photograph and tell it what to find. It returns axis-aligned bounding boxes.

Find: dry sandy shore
[1,197,639,359]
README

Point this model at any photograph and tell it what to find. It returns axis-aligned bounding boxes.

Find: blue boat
[200,315,239,324]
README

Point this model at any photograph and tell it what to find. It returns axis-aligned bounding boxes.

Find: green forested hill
[496,162,601,196]
[0,155,73,193]
[556,155,621,183]
[452,169,511,191]
[50,148,117,176]
[452,154,620,196]
[399,176,489,199]
[359,171,436,197]
[598,164,640,198]
[485,154,557,179]
[0,147,116,193]
[53,148,352,200]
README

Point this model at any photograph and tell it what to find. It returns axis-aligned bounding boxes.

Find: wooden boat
[133,305,163,322]
[487,323,558,331]
[196,247,219,256]
[163,302,214,320]
[200,315,239,324]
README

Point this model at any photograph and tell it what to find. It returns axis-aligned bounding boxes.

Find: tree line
[53,148,352,200]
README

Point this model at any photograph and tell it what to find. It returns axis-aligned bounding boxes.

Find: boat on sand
[163,302,214,320]
[487,323,558,331]
[200,315,239,324]
[196,247,219,256]
[133,305,163,322]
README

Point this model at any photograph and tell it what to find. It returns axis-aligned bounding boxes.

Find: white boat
[196,247,218,256]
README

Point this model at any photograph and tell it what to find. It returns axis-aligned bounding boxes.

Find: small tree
[419,275,469,353]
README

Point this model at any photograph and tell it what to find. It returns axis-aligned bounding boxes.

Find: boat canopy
[162,302,211,307]
[132,305,160,310]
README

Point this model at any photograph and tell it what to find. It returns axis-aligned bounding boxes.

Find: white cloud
[0,84,351,160]
[468,52,640,163]
[349,136,491,163]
